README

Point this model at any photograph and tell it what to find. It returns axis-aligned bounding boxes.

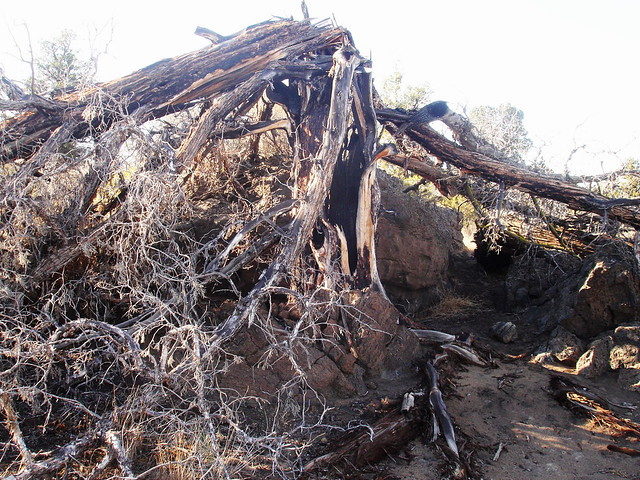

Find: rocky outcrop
[560,258,640,338]
[512,250,639,338]
[346,290,421,378]
[219,289,421,401]
[505,250,582,313]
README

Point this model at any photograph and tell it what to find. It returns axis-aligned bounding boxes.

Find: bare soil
[378,309,640,480]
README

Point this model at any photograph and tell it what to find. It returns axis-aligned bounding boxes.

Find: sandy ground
[382,358,640,480]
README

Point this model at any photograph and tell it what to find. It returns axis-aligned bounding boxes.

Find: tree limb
[377,108,640,229]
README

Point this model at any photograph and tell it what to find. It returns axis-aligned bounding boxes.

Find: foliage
[34,30,93,94]
[380,71,432,110]
[469,104,533,163]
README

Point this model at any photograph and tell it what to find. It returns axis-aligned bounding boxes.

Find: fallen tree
[1,15,639,480]
[377,109,640,229]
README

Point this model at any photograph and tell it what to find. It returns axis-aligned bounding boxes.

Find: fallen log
[377,109,640,229]
[302,410,425,472]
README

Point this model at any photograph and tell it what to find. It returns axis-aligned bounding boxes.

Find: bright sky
[2,0,640,174]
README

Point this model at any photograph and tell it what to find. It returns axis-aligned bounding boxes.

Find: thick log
[302,410,424,471]
[1,20,346,162]
[377,109,640,229]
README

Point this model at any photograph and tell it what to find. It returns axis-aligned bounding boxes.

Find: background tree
[33,30,93,94]
[469,103,532,163]
[380,70,431,110]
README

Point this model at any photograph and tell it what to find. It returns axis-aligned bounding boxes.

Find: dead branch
[384,153,464,197]
[302,411,424,472]
[194,26,230,44]
[0,393,33,466]
[423,362,459,459]
[550,376,640,439]
[377,108,640,229]
[212,118,291,140]
[3,422,108,480]
[1,20,346,162]
[607,444,640,456]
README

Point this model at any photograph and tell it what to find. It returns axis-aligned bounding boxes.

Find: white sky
[2,0,640,174]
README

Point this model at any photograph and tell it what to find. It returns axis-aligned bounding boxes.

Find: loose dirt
[380,309,640,480]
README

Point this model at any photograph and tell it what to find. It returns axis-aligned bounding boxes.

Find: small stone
[610,344,640,370]
[617,365,640,391]
[490,321,518,343]
[547,327,585,364]
[576,336,613,378]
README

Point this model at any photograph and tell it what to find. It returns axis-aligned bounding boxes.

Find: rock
[548,327,586,364]
[534,327,585,365]
[376,172,464,307]
[346,290,420,378]
[610,344,640,370]
[516,252,640,339]
[305,353,357,397]
[560,257,640,338]
[576,336,614,378]
[608,323,640,370]
[617,366,640,391]
[490,321,518,343]
[613,324,640,344]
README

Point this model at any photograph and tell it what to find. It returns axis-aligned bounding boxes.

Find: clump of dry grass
[427,292,485,319]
